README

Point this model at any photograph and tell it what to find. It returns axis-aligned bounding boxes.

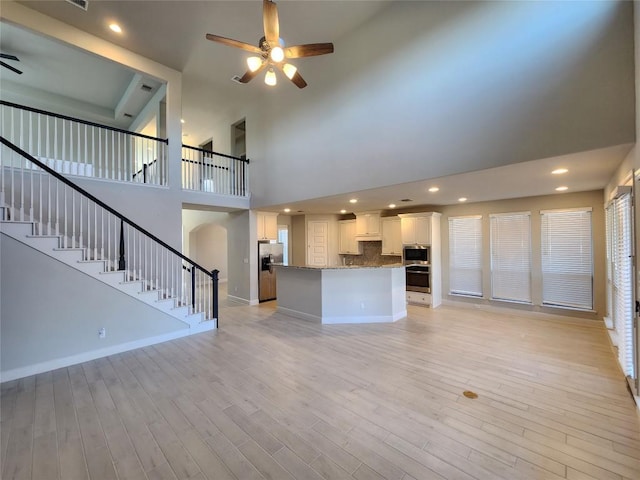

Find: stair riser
[50,249,84,263]
[0,222,33,237]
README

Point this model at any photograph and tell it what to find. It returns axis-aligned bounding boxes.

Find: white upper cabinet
[400,214,432,245]
[257,212,278,241]
[338,220,361,255]
[381,217,402,255]
[355,211,381,239]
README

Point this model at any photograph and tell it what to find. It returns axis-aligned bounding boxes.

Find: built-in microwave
[403,245,429,265]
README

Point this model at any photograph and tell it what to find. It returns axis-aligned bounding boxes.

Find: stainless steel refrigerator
[258,241,284,302]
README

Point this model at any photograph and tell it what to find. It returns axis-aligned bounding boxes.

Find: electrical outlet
[98,327,106,339]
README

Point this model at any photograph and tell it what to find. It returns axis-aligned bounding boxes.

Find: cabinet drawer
[406,291,431,305]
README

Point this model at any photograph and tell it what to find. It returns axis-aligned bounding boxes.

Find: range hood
[356,235,382,242]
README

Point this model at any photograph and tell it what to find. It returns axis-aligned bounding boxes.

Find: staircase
[1,220,215,331]
[1,136,219,333]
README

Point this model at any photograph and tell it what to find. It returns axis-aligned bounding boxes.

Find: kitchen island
[273,265,406,324]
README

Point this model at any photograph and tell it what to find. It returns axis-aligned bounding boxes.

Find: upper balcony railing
[0,101,168,186]
[1,101,251,198]
[182,145,249,197]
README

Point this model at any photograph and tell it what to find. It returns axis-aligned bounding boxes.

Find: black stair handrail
[182,144,250,164]
[0,100,168,143]
[0,136,211,278]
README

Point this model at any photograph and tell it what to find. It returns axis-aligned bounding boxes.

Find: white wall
[237,1,634,208]
[226,210,253,303]
[190,223,228,282]
[0,235,189,379]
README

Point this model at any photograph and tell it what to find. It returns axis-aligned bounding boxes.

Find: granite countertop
[273,264,404,270]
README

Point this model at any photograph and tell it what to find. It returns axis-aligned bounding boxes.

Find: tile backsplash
[340,241,401,266]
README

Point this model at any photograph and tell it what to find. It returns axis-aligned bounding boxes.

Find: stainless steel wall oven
[406,264,430,293]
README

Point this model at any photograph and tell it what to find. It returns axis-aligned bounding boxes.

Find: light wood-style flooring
[2,296,640,480]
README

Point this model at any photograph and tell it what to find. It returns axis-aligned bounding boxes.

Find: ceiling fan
[0,53,22,75]
[206,0,334,88]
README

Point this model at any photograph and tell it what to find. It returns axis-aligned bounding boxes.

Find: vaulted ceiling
[1,1,636,213]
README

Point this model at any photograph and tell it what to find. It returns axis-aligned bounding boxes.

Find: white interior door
[307,221,328,266]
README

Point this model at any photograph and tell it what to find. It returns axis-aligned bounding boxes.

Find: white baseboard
[603,315,614,329]
[277,306,321,323]
[0,325,215,383]
[226,294,251,305]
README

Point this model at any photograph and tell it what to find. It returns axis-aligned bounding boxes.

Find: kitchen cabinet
[381,217,402,256]
[400,216,431,245]
[338,220,361,255]
[257,212,278,241]
[406,291,431,306]
[399,212,442,308]
[355,211,381,238]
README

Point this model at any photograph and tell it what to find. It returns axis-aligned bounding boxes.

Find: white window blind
[449,216,483,297]
[490,212,531,303]
[605,205,613,322]
[541,209,593,310]
[611,194,634,378]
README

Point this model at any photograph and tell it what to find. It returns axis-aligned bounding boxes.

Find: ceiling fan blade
[0,53,19,61]
[275,64,307,89]
[205,34,262,54]
[263,0,280,46]
[284,43,334,59]
[239,62,267,83]
[0,60,22,75]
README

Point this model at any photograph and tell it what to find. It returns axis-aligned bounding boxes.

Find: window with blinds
[490,212,531,303]
[610,194,634,378]
[605,205,613,322]
[449,216,483,297]
[541,208,593,310]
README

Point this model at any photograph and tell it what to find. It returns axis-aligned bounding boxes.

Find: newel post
[118,219,126,271]
[191,267,196,311]
[211,269,219,326]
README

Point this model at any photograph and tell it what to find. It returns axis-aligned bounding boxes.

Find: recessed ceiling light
[109,23,122,34]
[458,197,468,202]
[555,186,568,191]
[349,198,358,204]
[340,209,347,214]
[552,168,568,175]
[180,119,185,124]
[283,208,291,213]
[428,187,439,193]
[388,204,396,209]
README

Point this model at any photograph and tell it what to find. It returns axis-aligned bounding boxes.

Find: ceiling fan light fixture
[247,56,263,72]
[270,46,285,63]
[282,63,297,79]
[265,68,277,86]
